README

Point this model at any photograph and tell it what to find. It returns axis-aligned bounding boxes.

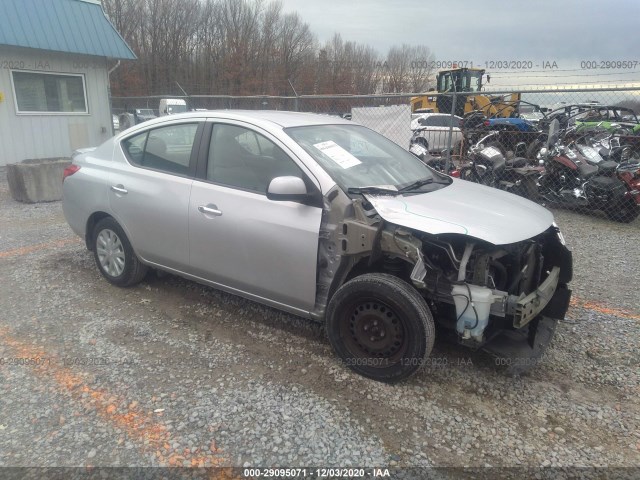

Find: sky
[278,0,640,90]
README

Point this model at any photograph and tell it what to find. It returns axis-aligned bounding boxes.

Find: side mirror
[266,176,309,202]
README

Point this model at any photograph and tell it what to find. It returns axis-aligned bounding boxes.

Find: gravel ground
[0,168,639,475]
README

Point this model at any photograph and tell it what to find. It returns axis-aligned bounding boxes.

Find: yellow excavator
[411,66,521,118]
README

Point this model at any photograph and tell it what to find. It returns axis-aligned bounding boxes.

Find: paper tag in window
[313,141,362,169]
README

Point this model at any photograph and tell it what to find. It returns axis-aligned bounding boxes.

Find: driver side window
[207,124,303,194]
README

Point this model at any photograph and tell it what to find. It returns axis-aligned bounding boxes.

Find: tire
[93,217,148,287]
[605,198,639,223]
[326,273,435,383]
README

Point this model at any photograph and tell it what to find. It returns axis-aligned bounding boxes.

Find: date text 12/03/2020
[407,60,560,70]
[242,468,392,478]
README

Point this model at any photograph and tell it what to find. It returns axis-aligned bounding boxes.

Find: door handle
[110,185,128,194]
[198,204,223,216]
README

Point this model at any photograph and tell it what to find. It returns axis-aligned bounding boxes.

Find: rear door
[109,120,204,270]
[188,121,322,312]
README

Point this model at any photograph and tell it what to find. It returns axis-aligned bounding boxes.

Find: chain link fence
[112,87,640,223]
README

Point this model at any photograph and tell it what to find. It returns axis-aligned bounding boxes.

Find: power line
[487,80,640,88]
[490,70,640,79]
[481,67,640,74]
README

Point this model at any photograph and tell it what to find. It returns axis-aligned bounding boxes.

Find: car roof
[136,110,355,128]
[417,112,462,118]
[413,113,463,122]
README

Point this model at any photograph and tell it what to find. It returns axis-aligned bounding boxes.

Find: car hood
[365,179,554,245]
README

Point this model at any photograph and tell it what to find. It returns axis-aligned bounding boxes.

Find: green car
[573,105,640,134]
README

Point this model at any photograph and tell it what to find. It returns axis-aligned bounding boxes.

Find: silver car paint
[410,113,463,152]
[113,111,342,197]
[189,180,321,310]
[63,110,556,322]
[365,179,554,245]
[108,161,194,271]
[62,142,117,238]
[108,118,204,270]
[186,118,323,310]
[63,112,333,317]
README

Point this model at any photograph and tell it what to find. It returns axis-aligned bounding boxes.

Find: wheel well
[85,212,112,251]
[344,255,413,284]
[324,254,416,321]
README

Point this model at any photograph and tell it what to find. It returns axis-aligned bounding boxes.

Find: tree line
[103,0,436,97]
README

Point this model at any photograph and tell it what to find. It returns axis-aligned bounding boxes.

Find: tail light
[483,120,490,127]
[63,164,81,182]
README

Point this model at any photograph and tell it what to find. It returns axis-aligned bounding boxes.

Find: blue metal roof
[0,0,136,60]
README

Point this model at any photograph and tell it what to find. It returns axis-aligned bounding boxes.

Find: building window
[11,71,88,114]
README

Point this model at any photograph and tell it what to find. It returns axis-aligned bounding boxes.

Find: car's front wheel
[326,273,435,383]
[93,217,147,287]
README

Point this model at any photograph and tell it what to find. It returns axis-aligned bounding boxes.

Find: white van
[159,98,188,116]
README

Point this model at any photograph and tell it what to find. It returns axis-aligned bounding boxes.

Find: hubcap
[96,229,125,277]
[343,300,406,364]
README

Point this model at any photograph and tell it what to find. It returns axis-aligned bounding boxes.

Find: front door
[188,122,322,312]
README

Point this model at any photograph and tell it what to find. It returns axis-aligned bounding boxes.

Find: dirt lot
[0,171,639,476]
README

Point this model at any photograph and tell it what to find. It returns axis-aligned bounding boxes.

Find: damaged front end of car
[314,186,572,372]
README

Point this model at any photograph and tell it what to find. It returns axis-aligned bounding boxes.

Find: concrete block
[7,158,71,203]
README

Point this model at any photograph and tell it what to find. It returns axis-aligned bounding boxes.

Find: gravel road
[0,169,638,476]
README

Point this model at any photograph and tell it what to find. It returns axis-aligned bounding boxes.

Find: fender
[553,155,578,170]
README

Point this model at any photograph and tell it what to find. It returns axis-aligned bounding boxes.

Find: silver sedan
[410,113,463,152]
[63,111,572,382]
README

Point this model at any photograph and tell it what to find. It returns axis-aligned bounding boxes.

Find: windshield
[285,124,446,192]
[463,71,483,92]
[519,105,537,114]
[437,69,483,93]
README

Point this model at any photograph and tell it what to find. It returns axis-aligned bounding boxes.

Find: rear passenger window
[122,123,199,176]
[122,132,147,165]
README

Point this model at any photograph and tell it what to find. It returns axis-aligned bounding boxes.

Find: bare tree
[384,44,435,93]
[103,0,434,98]
[407,45,435,92]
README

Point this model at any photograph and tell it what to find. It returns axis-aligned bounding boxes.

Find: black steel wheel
[326,273,435,383]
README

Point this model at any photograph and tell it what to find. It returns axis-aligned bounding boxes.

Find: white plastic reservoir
[452,284,496,341]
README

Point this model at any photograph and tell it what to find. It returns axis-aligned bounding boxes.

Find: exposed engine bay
[415,227,572,344]
[315,187,573,365]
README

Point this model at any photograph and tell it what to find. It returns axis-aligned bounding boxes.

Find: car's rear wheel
[93,217,147,287]
[326,273,435,383]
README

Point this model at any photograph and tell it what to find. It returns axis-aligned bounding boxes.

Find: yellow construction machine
[410,67,521,118]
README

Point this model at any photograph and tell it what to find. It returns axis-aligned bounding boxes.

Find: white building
[0,0,135,166]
